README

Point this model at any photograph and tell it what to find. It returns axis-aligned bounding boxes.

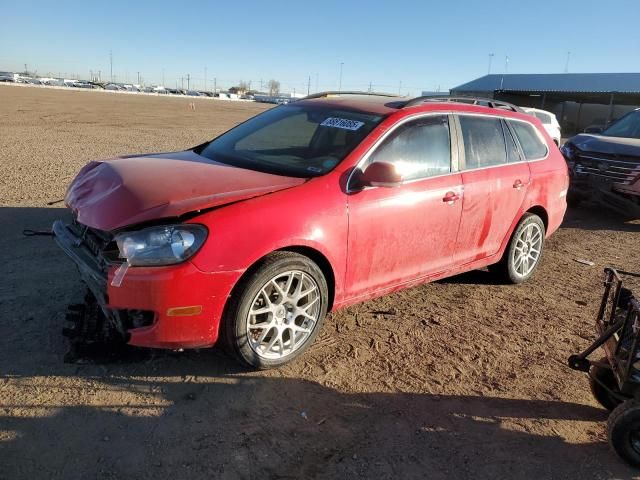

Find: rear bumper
[53,220,242,349]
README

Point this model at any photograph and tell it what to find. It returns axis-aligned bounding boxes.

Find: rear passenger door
[453,115,531,264]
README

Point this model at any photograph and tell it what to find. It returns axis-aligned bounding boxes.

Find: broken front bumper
[52,220,242,349]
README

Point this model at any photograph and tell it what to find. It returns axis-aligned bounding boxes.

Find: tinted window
[367,115,451,181]
[508,120,548,159]
[459,116,506,169]
[503,121,522,163]
[531,111,552,124]
[199,105,384,177]
[602,110,640,139]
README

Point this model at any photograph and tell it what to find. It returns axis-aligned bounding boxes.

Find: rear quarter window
[508,120,548,160]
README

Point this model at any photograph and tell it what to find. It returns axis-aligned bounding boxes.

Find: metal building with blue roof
[451,73,640,135]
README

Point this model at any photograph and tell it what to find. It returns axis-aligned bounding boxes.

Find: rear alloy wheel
[223,252,328,369]
[490,213,545,284]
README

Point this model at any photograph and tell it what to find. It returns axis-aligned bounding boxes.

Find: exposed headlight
[559,143,575,159]
[114,224,207,266]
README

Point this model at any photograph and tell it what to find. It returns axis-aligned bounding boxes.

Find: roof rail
[302,90,400,100]
[403,95,523,113]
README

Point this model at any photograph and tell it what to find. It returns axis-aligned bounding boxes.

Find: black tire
[608,400,640,467]
[589,359,623,411]
[221,252,329,369]
[489,213,545,284]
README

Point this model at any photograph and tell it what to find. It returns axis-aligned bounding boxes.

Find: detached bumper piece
[53,219,154,361]
[62,291,129,363]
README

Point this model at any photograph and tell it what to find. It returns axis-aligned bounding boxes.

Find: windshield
[602,110,640,139]
[197,104,384,177]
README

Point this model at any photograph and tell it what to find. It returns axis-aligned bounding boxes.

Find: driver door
[344,114,463,299]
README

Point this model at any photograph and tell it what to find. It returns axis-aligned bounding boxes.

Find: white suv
[523,108,561,145]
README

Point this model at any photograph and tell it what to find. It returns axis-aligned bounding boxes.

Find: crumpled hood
[65,150,306,231]
[569,134,640,158]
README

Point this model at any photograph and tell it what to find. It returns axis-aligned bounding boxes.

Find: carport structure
[450,73,640,135]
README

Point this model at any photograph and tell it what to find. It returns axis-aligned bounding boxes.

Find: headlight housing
[559,143,575,160]
[114,224,208,266]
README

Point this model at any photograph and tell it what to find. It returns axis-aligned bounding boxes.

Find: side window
[508,120,548,160]
[367,115,451,181]
[502,121,522,163]
[458,116,507,169]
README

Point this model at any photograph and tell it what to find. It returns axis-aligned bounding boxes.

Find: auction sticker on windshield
[320,117,365,130]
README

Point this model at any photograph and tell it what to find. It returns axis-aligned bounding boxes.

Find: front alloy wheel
[246,271,321,360]
[223,252,328,369]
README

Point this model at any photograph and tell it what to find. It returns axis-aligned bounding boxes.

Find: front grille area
[575,152,640,185]
[67,221,121,267]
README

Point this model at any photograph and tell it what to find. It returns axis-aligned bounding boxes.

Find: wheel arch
[276,246,336,311]
[223,245,337,319]
[525,205,549,232]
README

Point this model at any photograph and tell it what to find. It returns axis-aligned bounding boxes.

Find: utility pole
[137,72,140,85]
[368,81,372,92]
[488,53,494,74]
[338,62,344,91]
[187,74,190,90]
[307,75,311,95]
[214,77,217,93]
[564,51,571,73]
[110,50,113,82]
[505,55,509,74]
[181,77,184,89]
[204,67,207,91]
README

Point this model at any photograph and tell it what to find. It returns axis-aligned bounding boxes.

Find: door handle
[513,179,525,190]
[442,191,460,204]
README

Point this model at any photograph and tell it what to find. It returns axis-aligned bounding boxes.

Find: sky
[2,0,639,95]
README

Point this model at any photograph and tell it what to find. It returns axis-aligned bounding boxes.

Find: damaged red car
[54,93,568,368]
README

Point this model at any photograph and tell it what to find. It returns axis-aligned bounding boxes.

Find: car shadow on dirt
[2,362,633,480]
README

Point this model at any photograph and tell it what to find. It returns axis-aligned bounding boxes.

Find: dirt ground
[1,85,640,480]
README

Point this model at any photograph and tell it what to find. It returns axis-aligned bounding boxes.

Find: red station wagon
[54,93,568,368]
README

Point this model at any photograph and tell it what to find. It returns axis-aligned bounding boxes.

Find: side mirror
[360,162,403,188]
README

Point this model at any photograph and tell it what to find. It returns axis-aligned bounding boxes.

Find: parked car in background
[583,118,609,134]
[561,108,640,213]
[0,72,15,82]
[523,107,561,145]
[54,93,568,368]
